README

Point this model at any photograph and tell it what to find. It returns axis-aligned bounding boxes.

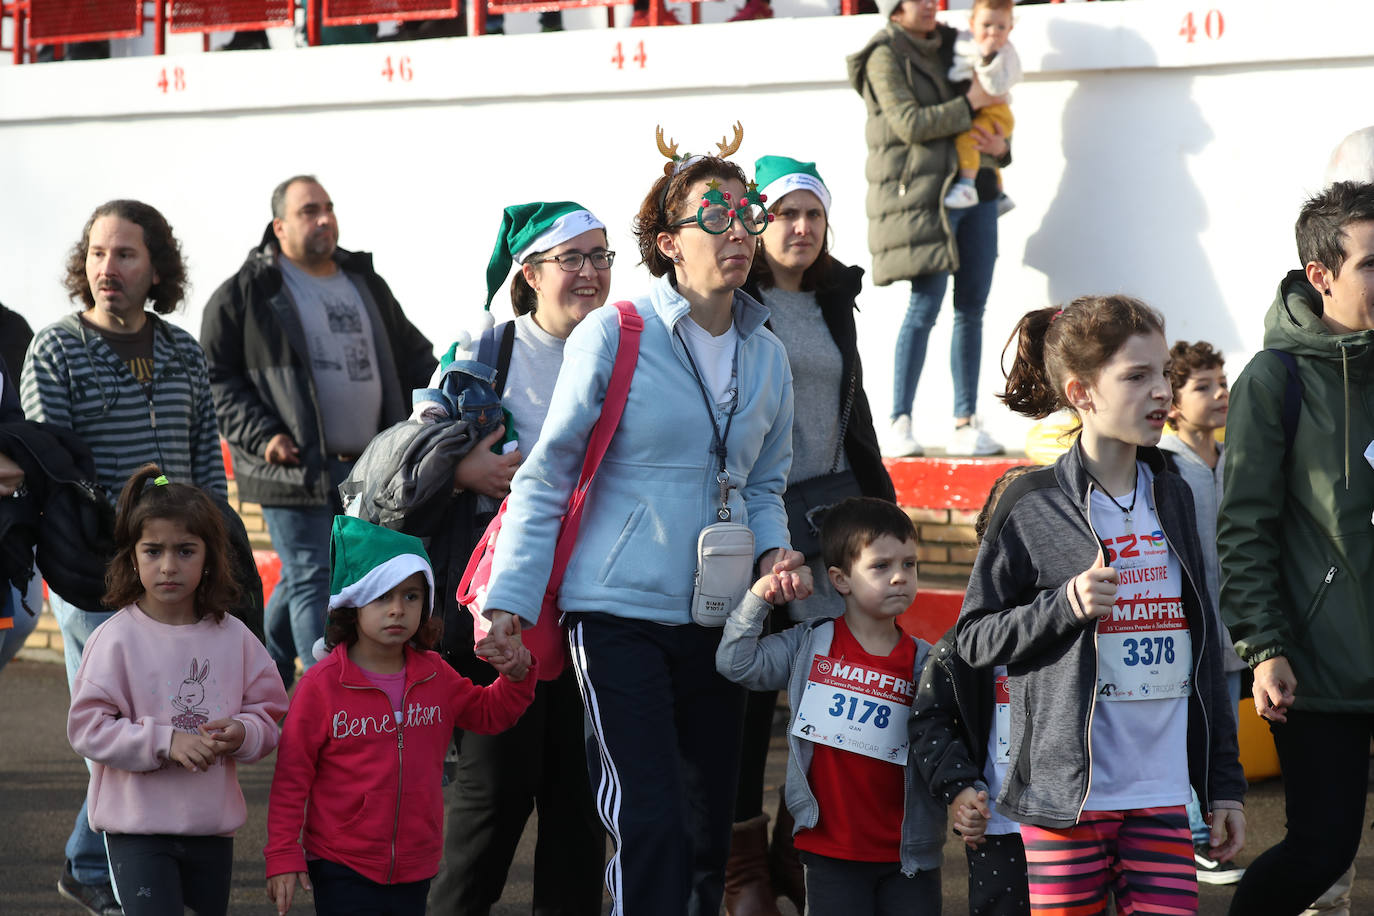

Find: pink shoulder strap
[546,301,643,595]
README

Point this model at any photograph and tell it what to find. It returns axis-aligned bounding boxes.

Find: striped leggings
[1021,806,1197,915]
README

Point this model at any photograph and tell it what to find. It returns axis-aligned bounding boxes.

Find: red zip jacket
[265,643,535,884]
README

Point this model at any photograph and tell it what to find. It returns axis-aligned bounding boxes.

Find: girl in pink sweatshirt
[67,463,289,916]
[265,516,535,916]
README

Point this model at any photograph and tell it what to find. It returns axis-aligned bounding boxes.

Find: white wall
[2,0,1372,450]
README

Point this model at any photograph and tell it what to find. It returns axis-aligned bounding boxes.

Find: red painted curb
[884,456,1028,511]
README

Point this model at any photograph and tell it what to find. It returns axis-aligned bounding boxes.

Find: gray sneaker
[1193,844,1245,885]
[58,860,122,915]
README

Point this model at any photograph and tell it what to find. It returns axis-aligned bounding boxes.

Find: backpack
[457,302,643,678]
[1264,349,1303,459]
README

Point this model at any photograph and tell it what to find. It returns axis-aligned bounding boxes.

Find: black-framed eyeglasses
[528,250,615,272]
[673,204,769,236]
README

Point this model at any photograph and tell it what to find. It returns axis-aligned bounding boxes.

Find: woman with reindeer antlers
[476,123,806,916]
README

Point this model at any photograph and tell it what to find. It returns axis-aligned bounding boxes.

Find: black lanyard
[675,326,740,520]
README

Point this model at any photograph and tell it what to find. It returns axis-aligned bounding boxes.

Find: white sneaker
[996,192,1016,217]
[885,415,923,457]
[943,182,979,209]
[948,420,1004,456]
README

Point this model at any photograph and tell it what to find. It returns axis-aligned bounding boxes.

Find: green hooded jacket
[846,23,971,287]
[1218,269,1374,711]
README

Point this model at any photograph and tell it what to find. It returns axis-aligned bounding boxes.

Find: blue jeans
[261,503,335,687]
[261,456,350,687]
[50,591,117,886]
[1188,670,1243,845]
[0,580,41,675]
[892,199,999,420]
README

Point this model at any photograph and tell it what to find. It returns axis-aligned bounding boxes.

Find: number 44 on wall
[610,41,647,70]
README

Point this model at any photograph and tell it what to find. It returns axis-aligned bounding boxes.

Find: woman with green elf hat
[723,155,897,915]
[477,125,808,915]
[428,201,612,915]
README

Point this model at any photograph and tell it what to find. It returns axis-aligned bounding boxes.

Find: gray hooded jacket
[955,444,1245,828]
[717,592,971,874]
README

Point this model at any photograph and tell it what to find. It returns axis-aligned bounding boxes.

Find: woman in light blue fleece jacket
[481,152,803,916]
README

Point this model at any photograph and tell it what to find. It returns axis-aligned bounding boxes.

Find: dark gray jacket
[955,444,1245,828]
[200,225,436,507]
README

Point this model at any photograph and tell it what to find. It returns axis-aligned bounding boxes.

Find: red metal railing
[169,1,293,34]
[1,0,1101,63]
[28,0,142,44]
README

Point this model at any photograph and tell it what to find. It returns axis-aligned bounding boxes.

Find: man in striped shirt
[21,199,225,916]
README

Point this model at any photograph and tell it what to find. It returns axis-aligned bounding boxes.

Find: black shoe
[58,860,123,915]
[1193,844,1244,885]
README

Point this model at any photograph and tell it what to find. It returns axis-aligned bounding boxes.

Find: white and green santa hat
[484,201,605,311]
[328,516,435,616]
[753,155,831,214]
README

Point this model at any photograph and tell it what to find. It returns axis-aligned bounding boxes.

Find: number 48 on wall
[1179,9,1224,42]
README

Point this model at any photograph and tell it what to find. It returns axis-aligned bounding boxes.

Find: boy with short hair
[716,497,987,915]
[1158,340,1247,884]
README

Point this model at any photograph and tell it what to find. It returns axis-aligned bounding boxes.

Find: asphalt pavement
[3,655,1371,915]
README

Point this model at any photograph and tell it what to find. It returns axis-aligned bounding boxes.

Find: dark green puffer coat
[846,22,972,287]
[1218,270,1374,711]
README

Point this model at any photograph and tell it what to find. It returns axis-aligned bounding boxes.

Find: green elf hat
[483,201,605,312]
[753,156,831,214]
[327,516,435,616]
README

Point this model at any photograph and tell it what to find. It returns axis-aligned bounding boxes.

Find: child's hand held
[169,730,216,772]
[200,717,245,757]
[749,573,782,604]
[950,786,990,847]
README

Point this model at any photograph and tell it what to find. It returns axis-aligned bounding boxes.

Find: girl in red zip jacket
[265,517,534,915]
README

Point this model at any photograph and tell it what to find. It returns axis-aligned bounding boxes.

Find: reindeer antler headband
[655,123,769,225]
[656,122,744,176]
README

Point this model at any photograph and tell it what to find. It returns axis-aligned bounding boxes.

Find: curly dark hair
[324,595,443,653]
[103,463,238,621]
[999,294,1166,420]
[1165,340,1225,429]
[974,465,1035,542]
[64,200,188,315]
[633,156,750,278]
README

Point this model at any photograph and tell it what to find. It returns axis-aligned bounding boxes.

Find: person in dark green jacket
[1219,180,1374,916]
[846,0,1008,458]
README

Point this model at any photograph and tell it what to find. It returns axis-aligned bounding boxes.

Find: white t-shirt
[504,313,567,457]
[984,664,1019,836]
[1082,463,1191,812]
[677,316,738,411]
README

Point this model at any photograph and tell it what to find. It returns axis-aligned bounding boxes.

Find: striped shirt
[20,313,227,506]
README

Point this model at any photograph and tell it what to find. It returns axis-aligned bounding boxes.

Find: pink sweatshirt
[67,603,289,837]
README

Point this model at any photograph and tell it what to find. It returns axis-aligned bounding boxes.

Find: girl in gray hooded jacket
[955,295,1246,915]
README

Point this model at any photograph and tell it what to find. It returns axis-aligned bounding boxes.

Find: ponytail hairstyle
[103,463,239,621]
[1000,294,1166,420]
[510,269,538,316]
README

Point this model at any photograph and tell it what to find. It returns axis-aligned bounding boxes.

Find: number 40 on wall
[1179,9,1224,42]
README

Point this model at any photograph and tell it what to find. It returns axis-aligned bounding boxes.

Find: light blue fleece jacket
[485,273,795,626]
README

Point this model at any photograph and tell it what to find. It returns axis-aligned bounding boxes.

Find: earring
[672,255,682,264]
